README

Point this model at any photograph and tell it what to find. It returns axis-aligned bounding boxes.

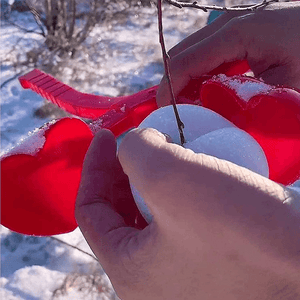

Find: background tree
[24,0,152,57]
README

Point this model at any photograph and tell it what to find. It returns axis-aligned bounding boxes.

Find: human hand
[157,2,300,107]
[76,128,300,300]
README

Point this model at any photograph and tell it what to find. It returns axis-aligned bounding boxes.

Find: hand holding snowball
[157,2,300,107]
[76,129,300,300]
[131,104,269,223]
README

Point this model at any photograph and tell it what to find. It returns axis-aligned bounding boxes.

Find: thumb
[117,128,210,226]
[118,128,175,192]
[75,130,139,265]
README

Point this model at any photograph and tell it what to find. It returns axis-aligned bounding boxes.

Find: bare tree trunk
[67,0,76,39]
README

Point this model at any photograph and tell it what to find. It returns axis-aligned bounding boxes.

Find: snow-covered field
[1,2,208,299]
[0,226,118,300]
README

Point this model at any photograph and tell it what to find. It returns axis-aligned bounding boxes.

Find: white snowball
[131,104,269,224]
[139,104,235,145]
[130,184,153,223]
[185,127,269,178]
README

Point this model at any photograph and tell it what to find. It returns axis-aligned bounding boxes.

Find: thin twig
[0,71,25,89]
[26,0,47,37]
[157,0,186,145]
[49,236,98,262]
[5,19,45,36]
[164,0,279,12]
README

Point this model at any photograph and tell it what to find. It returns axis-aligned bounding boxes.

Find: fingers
[75,129,139,264]
[118,128,300,261]
[256,64,300,89]
[168,10,251,58]
[118,129,289,228]
[233,6,300,89]
[157,15,248,107]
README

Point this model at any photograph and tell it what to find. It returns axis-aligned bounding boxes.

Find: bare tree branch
[45,0,53,34]
[67,0,76,39]
[59,0,68,36]
[157,0,186,145]
[49,236,98,261]
[25,0,47,37]
[75,0,99,46]
[164,0,279,12]
[1,71,26,89]
[5,19,45,36]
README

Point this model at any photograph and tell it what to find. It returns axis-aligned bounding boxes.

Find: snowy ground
[1,2,208,299]
[0,226,118,300]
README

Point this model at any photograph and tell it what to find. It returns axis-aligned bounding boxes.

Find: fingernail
[162,133,173,143]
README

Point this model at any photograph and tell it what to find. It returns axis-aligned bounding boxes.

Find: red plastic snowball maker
[2,59,300,236]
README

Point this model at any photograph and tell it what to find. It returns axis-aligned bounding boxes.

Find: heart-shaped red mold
[1,118,94,235]
[201,75,300,185]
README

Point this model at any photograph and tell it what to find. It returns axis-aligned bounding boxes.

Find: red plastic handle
[19,69,159,120]
[19,60,250,122]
